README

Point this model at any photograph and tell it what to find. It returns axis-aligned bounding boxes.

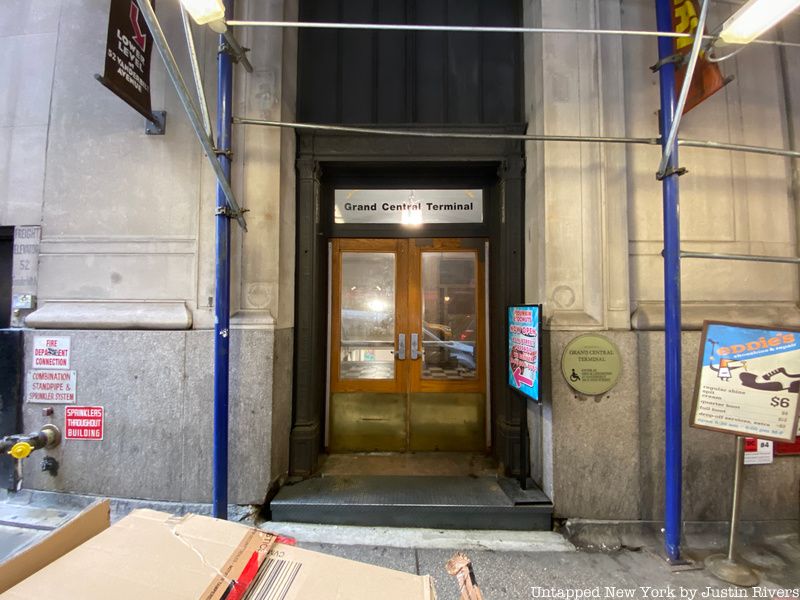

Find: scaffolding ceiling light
[719,0,800,45]
[179,0,226,31]
[179,0,252,73]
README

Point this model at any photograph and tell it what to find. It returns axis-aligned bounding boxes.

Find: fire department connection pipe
[655,0,685,563]
[0,425,61,459]
[213,0,236,520]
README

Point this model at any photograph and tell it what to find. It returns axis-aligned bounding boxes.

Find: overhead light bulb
[367,299,386,313]
[179,0,226,30]
[719,0,800,45]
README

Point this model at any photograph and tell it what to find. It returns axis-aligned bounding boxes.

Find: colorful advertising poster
[692,322,800,442]
[508,305,540,401]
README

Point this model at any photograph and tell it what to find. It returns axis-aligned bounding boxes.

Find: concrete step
[269,476,553,531]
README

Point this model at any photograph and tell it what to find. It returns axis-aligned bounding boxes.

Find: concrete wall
[4,0,799,517]
[2,0,297,504]
[0,1,58,228]
[20,328,277,504]
[1,0,296,329]
[546,331,800,521]
[524,0,800,330]
[624,0,800,328]
[523,0,800,520]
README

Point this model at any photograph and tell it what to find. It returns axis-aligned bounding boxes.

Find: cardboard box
[1,507,275,600]
[0,499,111,594]
[0,508,436,600]
[245,543,436,599]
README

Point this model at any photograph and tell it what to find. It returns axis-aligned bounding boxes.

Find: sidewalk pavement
[0,490,797,600]
[260,520,800,600]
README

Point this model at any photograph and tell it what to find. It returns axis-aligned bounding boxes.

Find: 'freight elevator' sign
[32,336,71,370]
[691,321,800,442]
[335,189,483,225]
[65,406,104,441]
[507,305,541,401]
[95,0,156,121]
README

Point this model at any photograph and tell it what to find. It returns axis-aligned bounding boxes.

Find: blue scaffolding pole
[655,0,683,562]
[212,0,236,520]
[137,0,248,521]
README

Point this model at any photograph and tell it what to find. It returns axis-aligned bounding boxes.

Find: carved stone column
[289,156,323,476]
[525,0,631,331]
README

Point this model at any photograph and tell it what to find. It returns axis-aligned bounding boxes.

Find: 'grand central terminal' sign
[335,189,483,225]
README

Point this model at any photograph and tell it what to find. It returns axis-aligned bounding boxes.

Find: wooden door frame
[409,238,487,395]
[290,127,526,478]
[328,238,488,452]
[330,238,408,394]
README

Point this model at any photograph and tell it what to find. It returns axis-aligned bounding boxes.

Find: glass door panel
[420,251,478,381]
[328,238,486,453]
[329,239,407,452]
[340,252,396,380]
[407,239,486,451]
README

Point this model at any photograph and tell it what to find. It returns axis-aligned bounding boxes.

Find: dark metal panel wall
[0,330,23,490]
[0,227,13,329]
[297,0,522,125]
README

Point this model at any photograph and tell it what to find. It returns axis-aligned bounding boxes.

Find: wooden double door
[328,238,488,452]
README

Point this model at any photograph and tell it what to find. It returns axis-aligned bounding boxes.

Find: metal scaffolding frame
[225,19,800,49]
[138,1,800,559]
[232,118,800,160]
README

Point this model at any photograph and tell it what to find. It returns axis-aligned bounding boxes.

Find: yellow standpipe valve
[9,441,34,460]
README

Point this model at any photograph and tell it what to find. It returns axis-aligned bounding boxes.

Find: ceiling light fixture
[179,0,227,33]
[718,0,800,45]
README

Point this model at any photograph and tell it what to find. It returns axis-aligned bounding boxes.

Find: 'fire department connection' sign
[32,336,71,369]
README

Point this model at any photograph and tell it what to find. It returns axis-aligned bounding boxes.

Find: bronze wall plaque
[561,334,622,396]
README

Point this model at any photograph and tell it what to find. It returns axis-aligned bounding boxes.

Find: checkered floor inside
[340,362,394,380]
[422,366,477,380]
[340,362,476,381]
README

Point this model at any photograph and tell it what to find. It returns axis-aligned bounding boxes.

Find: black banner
[96,0,156,122]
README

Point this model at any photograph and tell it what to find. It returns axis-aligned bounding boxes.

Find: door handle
[410,333,419,360]
[397,334,406,360]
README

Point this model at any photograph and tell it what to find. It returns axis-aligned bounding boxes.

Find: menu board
[691,321,800,442]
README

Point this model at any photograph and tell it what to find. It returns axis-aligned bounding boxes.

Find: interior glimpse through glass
[340,252,396,380]
[421,252,478,380]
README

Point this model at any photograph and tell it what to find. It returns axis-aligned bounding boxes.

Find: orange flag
[672,0,728,114]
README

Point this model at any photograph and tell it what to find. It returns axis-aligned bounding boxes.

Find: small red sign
[775,437,800,456]
[65,406,104,441]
